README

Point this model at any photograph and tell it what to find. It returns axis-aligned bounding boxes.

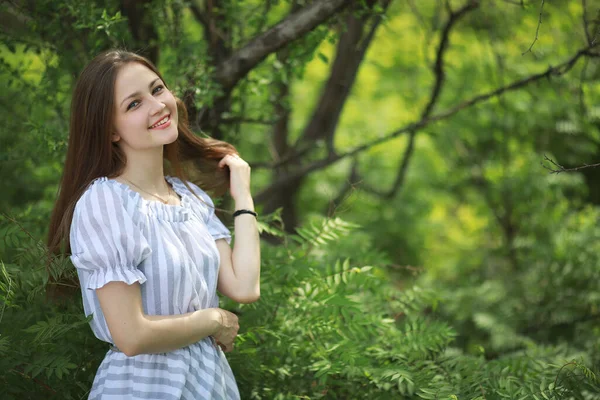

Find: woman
[46,49,261,399]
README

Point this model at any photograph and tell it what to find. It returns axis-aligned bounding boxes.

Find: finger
[218,154,238,169]
[227,154,242,162]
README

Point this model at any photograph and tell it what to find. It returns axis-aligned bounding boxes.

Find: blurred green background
[1,0,600,398]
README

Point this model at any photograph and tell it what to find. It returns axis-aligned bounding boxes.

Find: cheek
[115,113,150,139]
[126,110,150,129]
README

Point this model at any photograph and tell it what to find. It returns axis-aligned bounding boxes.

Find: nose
[149,96,166,116]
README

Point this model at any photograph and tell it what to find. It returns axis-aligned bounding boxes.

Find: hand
[217,153,251,202]
[212,308,239,352]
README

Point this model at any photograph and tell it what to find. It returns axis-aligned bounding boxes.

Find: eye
[152,85,164,95]
[127,100,140,111]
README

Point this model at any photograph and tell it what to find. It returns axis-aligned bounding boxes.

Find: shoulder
[75,177,117,210]
[73,177,137,224]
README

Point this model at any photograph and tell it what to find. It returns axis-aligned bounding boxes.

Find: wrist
[213,308,224,334]
[234,195,254,210]
[194,308,222,336]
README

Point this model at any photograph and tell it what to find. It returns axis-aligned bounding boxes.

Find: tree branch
[522,0,545,56]
[253,2,390,170]
[254,44,597,203]
[380,1,479,199]
[325,0,478,201]
[582,0,592,45]
[591,6,600,46]
[324,158,362,216]
[542,154,600,174]
[579,57,589,115]
[295,0,391,154]
[258,1,391,229]
[422,1,479,119]
[214,0,350,91]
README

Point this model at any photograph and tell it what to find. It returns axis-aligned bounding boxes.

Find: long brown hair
[47,49,236,259]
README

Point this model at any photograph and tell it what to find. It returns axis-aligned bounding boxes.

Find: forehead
[114,62,160,100]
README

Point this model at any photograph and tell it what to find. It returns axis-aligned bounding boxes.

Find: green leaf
[317,53,329,64]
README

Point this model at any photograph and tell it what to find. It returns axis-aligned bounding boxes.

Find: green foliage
[2,0,600,398]
[3,210,597,398]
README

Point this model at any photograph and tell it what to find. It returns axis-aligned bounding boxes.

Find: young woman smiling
[47,50,260,399]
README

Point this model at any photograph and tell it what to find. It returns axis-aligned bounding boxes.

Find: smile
[149,115,171,129]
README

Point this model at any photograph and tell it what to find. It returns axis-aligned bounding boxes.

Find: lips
[149,114,171,129]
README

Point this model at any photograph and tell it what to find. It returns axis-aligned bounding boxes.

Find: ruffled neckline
[96,175,192,222]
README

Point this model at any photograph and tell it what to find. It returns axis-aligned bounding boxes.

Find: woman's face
[112,62,178,151]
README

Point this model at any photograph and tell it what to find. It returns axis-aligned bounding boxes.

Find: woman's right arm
[97,281,238,356]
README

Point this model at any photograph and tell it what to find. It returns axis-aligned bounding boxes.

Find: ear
[111,133,120,142]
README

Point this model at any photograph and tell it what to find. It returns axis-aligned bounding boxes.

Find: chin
[149,124,179,145]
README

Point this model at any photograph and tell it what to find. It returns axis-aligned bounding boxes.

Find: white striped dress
[69,176,240,399]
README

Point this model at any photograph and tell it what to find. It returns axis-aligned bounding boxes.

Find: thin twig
[325,159,362,217]
[554,361,577,388]
[592,12,600,46]
[523,0,545,55]
[542,154,600,174]
[579,57,589,114]
[479,383,487,399]
[2,213,37,242]
[582,0,592,45]
[9,367,57,394]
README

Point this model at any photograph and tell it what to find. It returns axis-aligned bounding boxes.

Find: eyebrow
[120,78,162,108]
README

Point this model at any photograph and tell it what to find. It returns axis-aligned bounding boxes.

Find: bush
[1,209,598,399]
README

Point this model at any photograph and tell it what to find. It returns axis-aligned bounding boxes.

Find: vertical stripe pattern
[69,176,239,399]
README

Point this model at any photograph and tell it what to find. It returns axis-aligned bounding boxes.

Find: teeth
[150,115,169,128]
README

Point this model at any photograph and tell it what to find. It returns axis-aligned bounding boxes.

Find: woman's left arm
[216,154,261,304]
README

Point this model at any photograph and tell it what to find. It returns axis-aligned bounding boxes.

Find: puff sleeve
[69,182,152,290]
[187,182,232,245]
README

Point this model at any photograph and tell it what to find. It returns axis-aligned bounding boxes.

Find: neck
[118,146,168,191]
